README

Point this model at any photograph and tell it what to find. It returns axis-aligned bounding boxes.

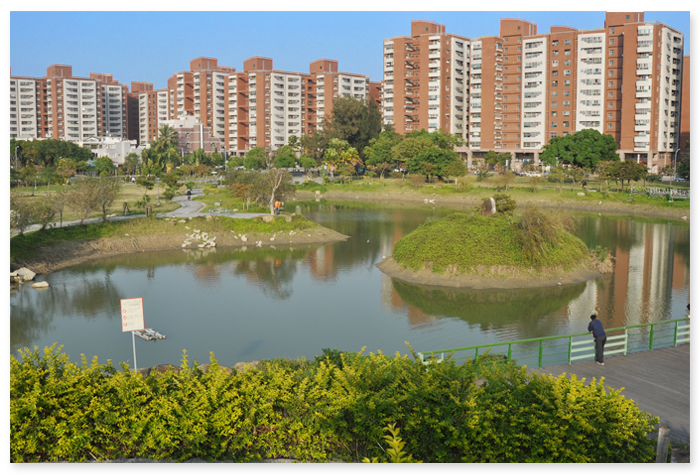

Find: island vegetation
[378,197,612,288]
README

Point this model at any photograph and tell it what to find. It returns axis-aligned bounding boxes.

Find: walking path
[528,344,690,445]
[20,189,267,234]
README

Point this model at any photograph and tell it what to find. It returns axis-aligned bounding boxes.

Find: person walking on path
[274,199,281,215]
[587,314,607,365]
[187,189,192,201]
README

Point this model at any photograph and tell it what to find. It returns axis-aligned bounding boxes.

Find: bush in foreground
[10,344,657,463]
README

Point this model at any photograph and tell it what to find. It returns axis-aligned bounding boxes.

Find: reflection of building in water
[305,245,338,282]
[566,279,599,324]
[379,273,435,326]
[594,222,686,328]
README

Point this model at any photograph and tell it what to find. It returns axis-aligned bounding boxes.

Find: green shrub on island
[391,210,589,274]
[10,344,657,463]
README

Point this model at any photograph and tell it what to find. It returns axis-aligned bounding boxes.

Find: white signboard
[120,298,145,332]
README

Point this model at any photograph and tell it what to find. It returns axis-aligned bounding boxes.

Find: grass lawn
[195,187,269,214]
[13,183,181,223]
[296,175,690,212]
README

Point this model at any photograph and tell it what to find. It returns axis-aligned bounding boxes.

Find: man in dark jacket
[587,314,606,365]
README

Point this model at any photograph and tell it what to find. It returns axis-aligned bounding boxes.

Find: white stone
[194,229,200,233]
[233,209,238,212]
[32,281,49,289]
[270,237,275,241]
[241,235,248,242]
[182,244,187,248]
[15,267,36,282]
[577,192,585,196]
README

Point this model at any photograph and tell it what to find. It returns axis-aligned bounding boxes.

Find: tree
[154,124,179,153]
[20,163,38,194]
[391,136,433,167]
[540,129,619,169]
[357,99,383,156]
[10,191,33,236]
[95,157,115,177]
[442,160,468,184]
[364,130,402,178]
[274,145,297,169]
[407,148,459,180]
[122,153,140,176]
[67,177,101,225]
[28,193,59,231]
[618,161,648,191]
[298,154,317,170]
[323,138,361,177]
[56,158,78,184]
[548,166,567,193]
[566,167,585,187]
[495,171,516,191]
[244,147,267,170]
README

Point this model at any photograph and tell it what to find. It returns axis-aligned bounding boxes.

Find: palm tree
[154,124,179,153]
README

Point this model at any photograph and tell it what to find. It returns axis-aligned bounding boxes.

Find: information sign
[120,298,145,332]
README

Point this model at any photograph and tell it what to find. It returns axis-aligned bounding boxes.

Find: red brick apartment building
[383,13,685,172]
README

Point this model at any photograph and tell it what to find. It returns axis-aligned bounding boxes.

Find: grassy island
[379,208,609,289]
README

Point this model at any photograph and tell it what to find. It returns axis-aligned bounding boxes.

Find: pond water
[11,203,690,369]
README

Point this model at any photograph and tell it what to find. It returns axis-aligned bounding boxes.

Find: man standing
[274,199,281,215]
[587,314,606,365]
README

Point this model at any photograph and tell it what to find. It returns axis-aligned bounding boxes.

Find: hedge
[10,344,658,463]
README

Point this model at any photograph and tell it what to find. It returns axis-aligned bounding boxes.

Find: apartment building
[383,13,685,171]
[159,114,221,155]
[679,55,689,154]
[138,86,170,144]
[10,65,130,142]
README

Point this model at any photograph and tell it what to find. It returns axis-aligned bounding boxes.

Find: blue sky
[9,8,691,91]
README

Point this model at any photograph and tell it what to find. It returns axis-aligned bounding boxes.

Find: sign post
[120,298,145,371]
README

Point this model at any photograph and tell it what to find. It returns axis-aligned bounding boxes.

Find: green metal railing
[417,318,690,369]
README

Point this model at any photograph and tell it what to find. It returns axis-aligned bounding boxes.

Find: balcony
[636,88,652,98]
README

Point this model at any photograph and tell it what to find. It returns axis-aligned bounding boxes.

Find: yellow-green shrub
[10,345,657,463]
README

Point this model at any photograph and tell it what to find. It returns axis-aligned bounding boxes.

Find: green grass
[298,176,690,212]
[391,213,588,273]
[10,215,318,267]
[195,188,269,213]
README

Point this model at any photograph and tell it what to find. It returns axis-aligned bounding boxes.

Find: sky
[8,4,691,91]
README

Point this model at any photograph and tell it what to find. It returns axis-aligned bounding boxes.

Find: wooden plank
[528,345,690,445]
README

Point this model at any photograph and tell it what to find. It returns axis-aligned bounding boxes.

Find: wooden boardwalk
[528,344,690,445]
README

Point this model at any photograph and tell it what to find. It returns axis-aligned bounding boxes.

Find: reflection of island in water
[391,279,588,339]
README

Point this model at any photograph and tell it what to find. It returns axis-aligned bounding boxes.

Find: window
[564,60,571,66]
[564,70,571,76]
[563,121,569,127]
[551,122,557,127]
[552,80,558,87]
[505,38,509,43]
[553,50,559,56]
[565,50,571,56]
[564,90,570,96]
[565,39,571,45]
[609,91,614,97]
[609,60,614,66]
[607,112,613,118]
[516,105,520,110]
[552,90,558,97]
[552,101,558,107]
[552,70,559,77]
[611,28,615,34]
[610,38,615,45]
[552,60,559,67]
[608,101,613,108]
[609,70,614,77]
[553,40,559,46]
[607,123,613,129]
[517,46,521,51]
[552,111,558,118]
[610,49,614,55]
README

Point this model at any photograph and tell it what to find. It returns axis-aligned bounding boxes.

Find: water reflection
[10,205,690,365]
[389,279,588,340]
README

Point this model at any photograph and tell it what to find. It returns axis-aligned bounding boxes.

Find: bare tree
[10,191,33,236]
[67,177,101,225]
[95,177,124,221]
[262,149,294,215]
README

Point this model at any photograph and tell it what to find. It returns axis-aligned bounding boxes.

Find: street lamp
[223,145,227,173]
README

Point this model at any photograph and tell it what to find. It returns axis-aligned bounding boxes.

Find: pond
[11,203,690,369]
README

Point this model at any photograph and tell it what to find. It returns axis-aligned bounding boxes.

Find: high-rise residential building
[10,65,130,142]
[383,13,685,172]
[138,86,170,144]
[679,55,690,154]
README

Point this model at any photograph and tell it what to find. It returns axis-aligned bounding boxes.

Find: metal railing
[417,318,689,369]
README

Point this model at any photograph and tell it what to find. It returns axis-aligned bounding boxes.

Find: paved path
[19,189,268,234]
[528,345,690,445]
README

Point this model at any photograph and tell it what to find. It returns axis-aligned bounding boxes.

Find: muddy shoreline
[376,257,604,290]
[15,226,349,276]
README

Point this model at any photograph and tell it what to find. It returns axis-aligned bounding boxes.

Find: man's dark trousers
[594,335,606,363]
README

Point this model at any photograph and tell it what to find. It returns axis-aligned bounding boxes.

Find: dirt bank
[376,257,604,290]
[296,189,689,221]
[17,225,349,276]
